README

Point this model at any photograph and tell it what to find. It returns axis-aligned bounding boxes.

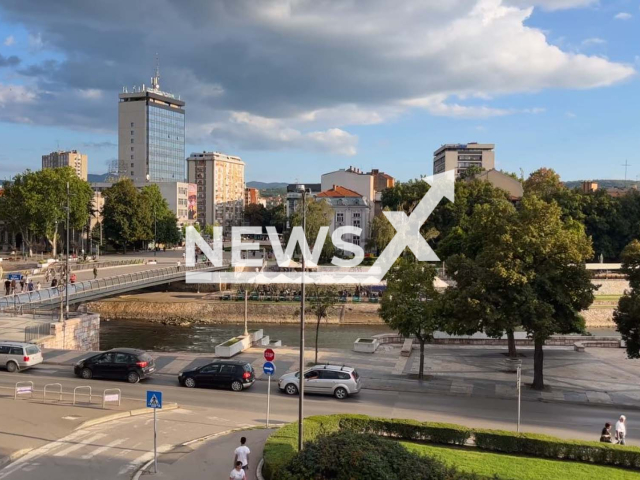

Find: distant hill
[87,173,111,183]
[564,179,639,190]
[247,181,289,190]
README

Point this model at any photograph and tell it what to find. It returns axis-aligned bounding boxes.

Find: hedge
[474,429,640,469]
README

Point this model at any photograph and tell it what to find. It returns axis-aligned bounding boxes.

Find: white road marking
[53,433,106,457]
[117,445,172,476]
[81,438,127,460]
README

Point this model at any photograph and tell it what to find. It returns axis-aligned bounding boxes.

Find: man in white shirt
[615,415,627,445]
[229,461,246,480]
[233,437,251,478]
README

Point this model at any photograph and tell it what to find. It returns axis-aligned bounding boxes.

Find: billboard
[188,183,197,221]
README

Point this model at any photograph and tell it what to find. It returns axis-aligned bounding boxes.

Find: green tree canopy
[102,179,147,253]
[289,197,335,262]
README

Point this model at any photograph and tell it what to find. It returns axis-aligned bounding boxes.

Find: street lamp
[296,184,308,452]
[65,181,70,319]
[153,206,157,257]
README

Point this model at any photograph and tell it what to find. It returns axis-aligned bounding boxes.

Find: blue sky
[0,0,637,183]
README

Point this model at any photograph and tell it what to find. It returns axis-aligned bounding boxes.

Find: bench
[574,340,621,352]
[401,338,414,357]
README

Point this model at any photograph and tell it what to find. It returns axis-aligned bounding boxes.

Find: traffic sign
[7,273,22,281]
[147,390,163,409]
[264,348,275,362]
[263,361,276,376]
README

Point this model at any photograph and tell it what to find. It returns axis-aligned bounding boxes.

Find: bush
[474,429,640,469]
[281,431,484,480]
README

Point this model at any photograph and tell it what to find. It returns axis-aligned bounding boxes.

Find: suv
[179,360,255,391]
[0,342,43,372]
[74,348,156,383]
[278,364,361,399]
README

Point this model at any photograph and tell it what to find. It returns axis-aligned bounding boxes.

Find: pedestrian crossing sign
[147,390,163,409]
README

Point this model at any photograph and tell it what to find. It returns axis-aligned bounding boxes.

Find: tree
[140,184,177,246]
[523,168,564,200]
[102,179,147,253]
[367,209,395,254]
[302,286,339,364]
[244,204,268,226]
[289,197,335,262]
[379,256,446,380]
[613,240,640,358]
[156,214,182,246]
[267,203,287,233]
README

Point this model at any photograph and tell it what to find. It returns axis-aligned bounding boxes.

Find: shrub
[474,429,640,469]
[281,431,484,480]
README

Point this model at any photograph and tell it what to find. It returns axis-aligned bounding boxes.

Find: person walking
[615,415,627,445]
[10,279,16,295]
[28,280,34,292]
[229,461,246,480]
[4,279,10,296]
[233,436,251,478]
[36,282,41,291]
[51,278,58,288]
[600,422,613,443]
[19,277,25,292]
[93,266,98,279]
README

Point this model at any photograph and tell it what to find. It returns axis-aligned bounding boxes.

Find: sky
[0,0,637,183]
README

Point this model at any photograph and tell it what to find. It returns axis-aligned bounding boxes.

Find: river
[99,318,619,353]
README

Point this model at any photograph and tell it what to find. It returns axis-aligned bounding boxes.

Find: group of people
[230,436,251,479]
[600,415,627,445]
[3,277,41,295]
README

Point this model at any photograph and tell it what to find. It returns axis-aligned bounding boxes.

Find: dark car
[178,360,255,391]
[74,348,156,384]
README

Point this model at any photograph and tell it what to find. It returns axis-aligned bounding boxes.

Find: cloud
[614,12,632,20]
[0,0,634,156]
[81,141,117,149]
[3,35,15,46]
[0,54,20,67]
[565,111,577,117]
[582,37,606,46]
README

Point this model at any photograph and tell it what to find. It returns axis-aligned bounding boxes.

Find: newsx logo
[185,170,454,285]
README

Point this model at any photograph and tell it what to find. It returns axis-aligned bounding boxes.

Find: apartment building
[433,143,495,177]
[42,150,88,180]
[187,152,245,227]
[317,185,370,249]
[285,183,322,219]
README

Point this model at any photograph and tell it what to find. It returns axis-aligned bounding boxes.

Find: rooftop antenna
[623,159,631,183]
[151,53,160,90]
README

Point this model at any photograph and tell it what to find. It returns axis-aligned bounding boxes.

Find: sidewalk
[135,428,274,480]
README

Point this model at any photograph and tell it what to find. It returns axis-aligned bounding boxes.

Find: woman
[229,461,246,480]
[615,415,627,445]
[600,422,612,443]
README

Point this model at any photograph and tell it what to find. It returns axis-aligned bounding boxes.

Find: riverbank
[87,291,385,325]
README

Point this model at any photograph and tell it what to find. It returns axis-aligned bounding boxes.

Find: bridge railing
[0,263,222,310]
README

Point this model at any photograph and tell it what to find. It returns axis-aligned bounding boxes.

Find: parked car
[0,342,43,372]
[74,348,155,383]
[179,360,255,391]
[278,364,361,399]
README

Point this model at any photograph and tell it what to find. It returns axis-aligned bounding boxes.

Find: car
[179,360,255,391]
[0,342,43,372]
[278,364,361,399]
[73,348,156,383]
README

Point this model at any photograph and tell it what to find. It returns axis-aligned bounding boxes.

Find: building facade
[285,183,322,219]
[433,143,495,177]
[42,150,88,180]
[317,185,370,249]
[471,169,523,201]
[156,182,196,227]
[118,70,185,183]
[245,187,261,206]
[187,152,245,227]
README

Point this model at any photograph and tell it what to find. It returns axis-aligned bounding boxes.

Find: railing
[24,323,52,342]
[0,263,225,311]
[44,383,63,402]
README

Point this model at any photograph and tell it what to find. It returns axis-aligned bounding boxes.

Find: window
[131,171,134,176]
[0,346,9,354]
[353,212,361,218]
[114,353,130,364]
[131,155,134,160]
[26,346,40,355]
[131,122,134,127]
[353,220,361,228]
[97,353,115,364]
[131,147,134,152]
[131,163,134,167]
[336,213,344,223]
[201,364,220,374]
[220,365,236,374]
[319,370,340,379]
[9,347,23,355]
[337,372,351,380]
[304,370,320,380]
[131,138,134,144]
[131,130,134,135]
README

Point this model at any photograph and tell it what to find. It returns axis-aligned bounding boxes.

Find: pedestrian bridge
[0,263,226,311]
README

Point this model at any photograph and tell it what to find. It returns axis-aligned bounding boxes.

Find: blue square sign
[147,390,163,409]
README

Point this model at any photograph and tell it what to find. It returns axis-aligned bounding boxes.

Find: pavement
[39,343,640,410]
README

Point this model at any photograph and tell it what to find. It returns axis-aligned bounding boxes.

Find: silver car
[0,342,43,372]
[278,364,361,400]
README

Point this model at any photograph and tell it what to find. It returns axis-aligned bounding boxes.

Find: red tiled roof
[317,185,362,198]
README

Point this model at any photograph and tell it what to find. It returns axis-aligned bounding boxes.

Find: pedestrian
[45,270,50,283]
[28,280,34,292]
[51,278,58,288]
[19,277,25,292]
[10,279,16,294]
[233,436,250,477]
[36,282,41,291]
[229,461,246,480]
[93,266,98,279]
[70,273,76,284]
[4,279,10,296]
[600,422,613,443]
[615,415,627,445]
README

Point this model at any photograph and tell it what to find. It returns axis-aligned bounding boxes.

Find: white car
[0,342,44,372]
[278,364,361,400]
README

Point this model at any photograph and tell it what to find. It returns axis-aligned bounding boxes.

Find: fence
[24,322,52,342]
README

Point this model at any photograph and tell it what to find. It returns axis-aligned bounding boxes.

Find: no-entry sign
[264,348,275,362]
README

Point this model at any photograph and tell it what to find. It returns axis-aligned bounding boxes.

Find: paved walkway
[137,428,274,480]
[41,343,640,410]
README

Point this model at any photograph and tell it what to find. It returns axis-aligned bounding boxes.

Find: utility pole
[65,181,70,319]
[297,185,307,452]
[623,160,631,183]
[244,287,249,336]
[154,206,157,257]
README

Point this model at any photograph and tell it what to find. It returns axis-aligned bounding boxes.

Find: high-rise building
[118,65,185,183]
[187,152,245,227]
[433,143,495,177]
[42,150,88,180]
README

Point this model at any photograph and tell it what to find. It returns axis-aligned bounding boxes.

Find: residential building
[370,168,395,216]
[582,181,599,193]
[118,66,185,183]
[285,183,322,219]
[187,152,245,227]
[433,143,495,177]
[471,169,523,201]
[245,187,261,206]
[156,182,197,227]
[42,150,88,180]
[317,185,370,249]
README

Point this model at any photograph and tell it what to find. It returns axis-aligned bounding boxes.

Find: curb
[0,448,33,469]
[76,402,178,430]
[132,425,281,480]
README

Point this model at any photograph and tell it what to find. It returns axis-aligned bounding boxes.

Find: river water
[99,318,619,353]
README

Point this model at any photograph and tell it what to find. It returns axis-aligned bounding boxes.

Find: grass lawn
[402,442,640,480]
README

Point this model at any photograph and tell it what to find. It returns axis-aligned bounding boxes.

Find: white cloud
[27,32,44,51]
[614,12,632,20]
[77,88,103,100]
[565,111,577,117]
[582,37,606,46]
[506,0,597,11]
[0,84,37,106]
[3,35,15,46]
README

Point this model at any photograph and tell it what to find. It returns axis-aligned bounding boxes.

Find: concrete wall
[592,279,629,295]
[38,313,100,351]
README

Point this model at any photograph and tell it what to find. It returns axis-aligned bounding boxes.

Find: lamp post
[65,181,70,319]
[297,185,308,452]
[154,206,157,257]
